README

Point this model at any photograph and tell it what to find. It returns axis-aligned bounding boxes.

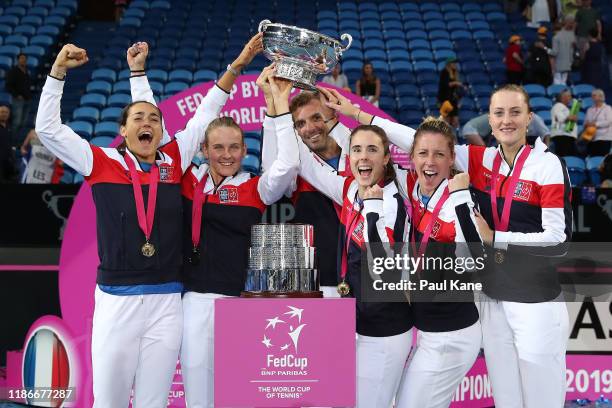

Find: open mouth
[138,131,153,144]
[358,165,372,178]
[423,169,438,181]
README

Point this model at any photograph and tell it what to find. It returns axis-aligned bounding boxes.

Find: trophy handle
[339,33,353,52]
[258,19,272,33]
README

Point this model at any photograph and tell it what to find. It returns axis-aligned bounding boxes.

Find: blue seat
[536,110,551,125]
[416,71,438,85]
[466,11,486,21]
[390,60,413,73]
[67,121,93,139]
[0,56,12,71]
[94,121,120,137]
[413,60,437,72]
[107,93,131,108]
[572,84,595,98]
[4,35,27,47]
[434,49,456,62]
[164,81,189,95]
[392,71,415,84]
[30,34,53,47]
[14,25,36,37]
[0,45,20,57]
[429,30,450,40]
[91,68,116,83]
[470,20,490,31]
[547,84,567,98]
[364,39,385,50]
[563,156,586,186]
[5,6,27,17]
[524,84,547,97]
[486,12,506,22]
[426,20,446,31]
[149,58,172,71]
[86,80,112,96]
[473,30,495,40]
[130,0,150,9]
[406,30,428,41]
[90,136,114,147]
[0,24,12,36]
[444,11,464,21]
[388,50,410,62]
[244,137,261,155]
[451,30,472,40]
[168,69,193,83]
[113,81,130,94]
[441,3,461,12]
[399,110,425,126]
[173,58,196,71]
[0,16,19,28]
[124,8,145,18]
[530,97,552,110]
[317,10,337,20]
[379,2,399,12]
[37,25,60,37]
[586,156,604,185]
[73,107,100,123]
[22,45,45,58]
[44,15,66,27]
[54,1,76,14]
[471,84,493,97]
[462,3,481,13]
[423,11,444,21]
[80,93,106,109]
[194,69,217,83]
[382,20,403,30]
[412,49,434,61]
[13,0,33,8]
[431,39,453,51]
[242,154,260,174]
[100,107,123,122]
[399,3,418,12]
[151,0,171,10]
[147,69,168,83]
[148,81,164,96]
[420,3,440,12]
[365,49,387,60]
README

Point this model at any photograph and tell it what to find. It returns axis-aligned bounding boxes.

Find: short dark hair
[350,124,396,184]
[289,91,320,115]
[119,100,163,126]
[17,53,26,59]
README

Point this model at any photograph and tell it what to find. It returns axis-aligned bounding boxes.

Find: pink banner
[214,298,356,407]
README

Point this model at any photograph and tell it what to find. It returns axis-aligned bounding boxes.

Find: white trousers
[180,292,226,408]
[479,293,569,408]
[91,287,182,408]
[356,330,413,408]
[554,72,568,85]
[396,321,482,408]
[321,285,341,298]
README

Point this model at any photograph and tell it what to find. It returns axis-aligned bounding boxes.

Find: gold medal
[142,241,155,257]
[337,280,350,296]
[494,250,504,264]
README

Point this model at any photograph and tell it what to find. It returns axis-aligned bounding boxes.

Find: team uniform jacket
[297,136,412,337]
[404,173,483,332]
[262,117,352,287]
[181,113,299,296]
[374,116,572,302]
[35,76,229,286]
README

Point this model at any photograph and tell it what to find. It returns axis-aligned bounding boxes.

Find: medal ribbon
[124,153,159,244]
[340,192,364,283]
[489,146,531,232]
[410,187,450,259]
[191,174,210,249]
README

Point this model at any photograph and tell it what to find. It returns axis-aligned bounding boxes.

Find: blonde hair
[204,116,244,146]
[411,116,458,176]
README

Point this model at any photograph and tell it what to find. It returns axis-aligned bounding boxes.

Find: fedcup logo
[261,306,309,373]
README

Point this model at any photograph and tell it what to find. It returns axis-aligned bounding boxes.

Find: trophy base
[275,60,319,90]
[241,290,323,298]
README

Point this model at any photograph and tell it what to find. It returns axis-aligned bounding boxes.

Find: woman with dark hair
[356,62,381,107]
[339,83,572,408]
[437,56,464,123]
[35,41,243,407]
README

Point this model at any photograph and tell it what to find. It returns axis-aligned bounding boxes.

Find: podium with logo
[214,298,356,407]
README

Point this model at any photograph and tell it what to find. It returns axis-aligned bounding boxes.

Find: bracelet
[356,109,362,122]
[323,114,336,124]
[130,69,145,73]
[226,64,240,76]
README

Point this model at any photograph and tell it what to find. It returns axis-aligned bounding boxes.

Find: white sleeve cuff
[273,113,294,131]
[44,76,65,94]
[363,198,383,215]
[450,189,471,206]
[493,230,510,250]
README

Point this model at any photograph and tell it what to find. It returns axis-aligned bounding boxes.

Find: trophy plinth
[258,19,352,89]
[241,224,322,298]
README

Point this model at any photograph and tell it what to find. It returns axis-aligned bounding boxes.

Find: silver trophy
[258,19,353,90]
[243,223,321,297]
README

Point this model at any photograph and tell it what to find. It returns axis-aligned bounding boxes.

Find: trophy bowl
[258,19,353,90]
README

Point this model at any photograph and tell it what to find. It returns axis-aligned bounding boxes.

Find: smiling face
[120,102,163,163]
[349,129,389,188]
[592,90,605,106]
[293,99,330,154]
[412,132,455,195]
[489,89,532,149]
[203,125,246,182]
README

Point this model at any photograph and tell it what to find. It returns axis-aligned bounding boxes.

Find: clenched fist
[363,184,383,200]
[52,44,88,76]
[448,172,469,192]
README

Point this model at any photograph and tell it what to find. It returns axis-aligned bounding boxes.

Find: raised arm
[256,64,278,173]
[35,44,94,176]
[257,75,299,205]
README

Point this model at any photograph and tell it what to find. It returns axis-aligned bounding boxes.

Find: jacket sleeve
[450,188,485,265]
[257,113,300,205]
[371,116,416,154]
[35,76,94,176]
[129,74,172,145]
[297,137,345,205]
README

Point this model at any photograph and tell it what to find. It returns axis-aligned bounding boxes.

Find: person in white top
[584,89,612,156]
[322,64,351,92]
[551,89,579,156]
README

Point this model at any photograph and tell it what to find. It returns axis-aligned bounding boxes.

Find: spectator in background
[322,64,351,92]
[560,0,581,17]
[575,0,602,60]
[462,111,550,146]
[356,62,380,107]
[0,104,16,183]
[581,29,609,90]
[599,154,612,188]
[551,89,579,155]
[526,26,554,86]
[550,15,577,85]
[504,35,524,85]
[5,53,32,142]
[583,89,612,156]
[20,128,64,184]
[437,56,464,116]
[114,0,128,22]
[438,100,459,134]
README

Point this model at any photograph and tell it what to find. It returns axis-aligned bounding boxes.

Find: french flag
[23,330,70,407]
